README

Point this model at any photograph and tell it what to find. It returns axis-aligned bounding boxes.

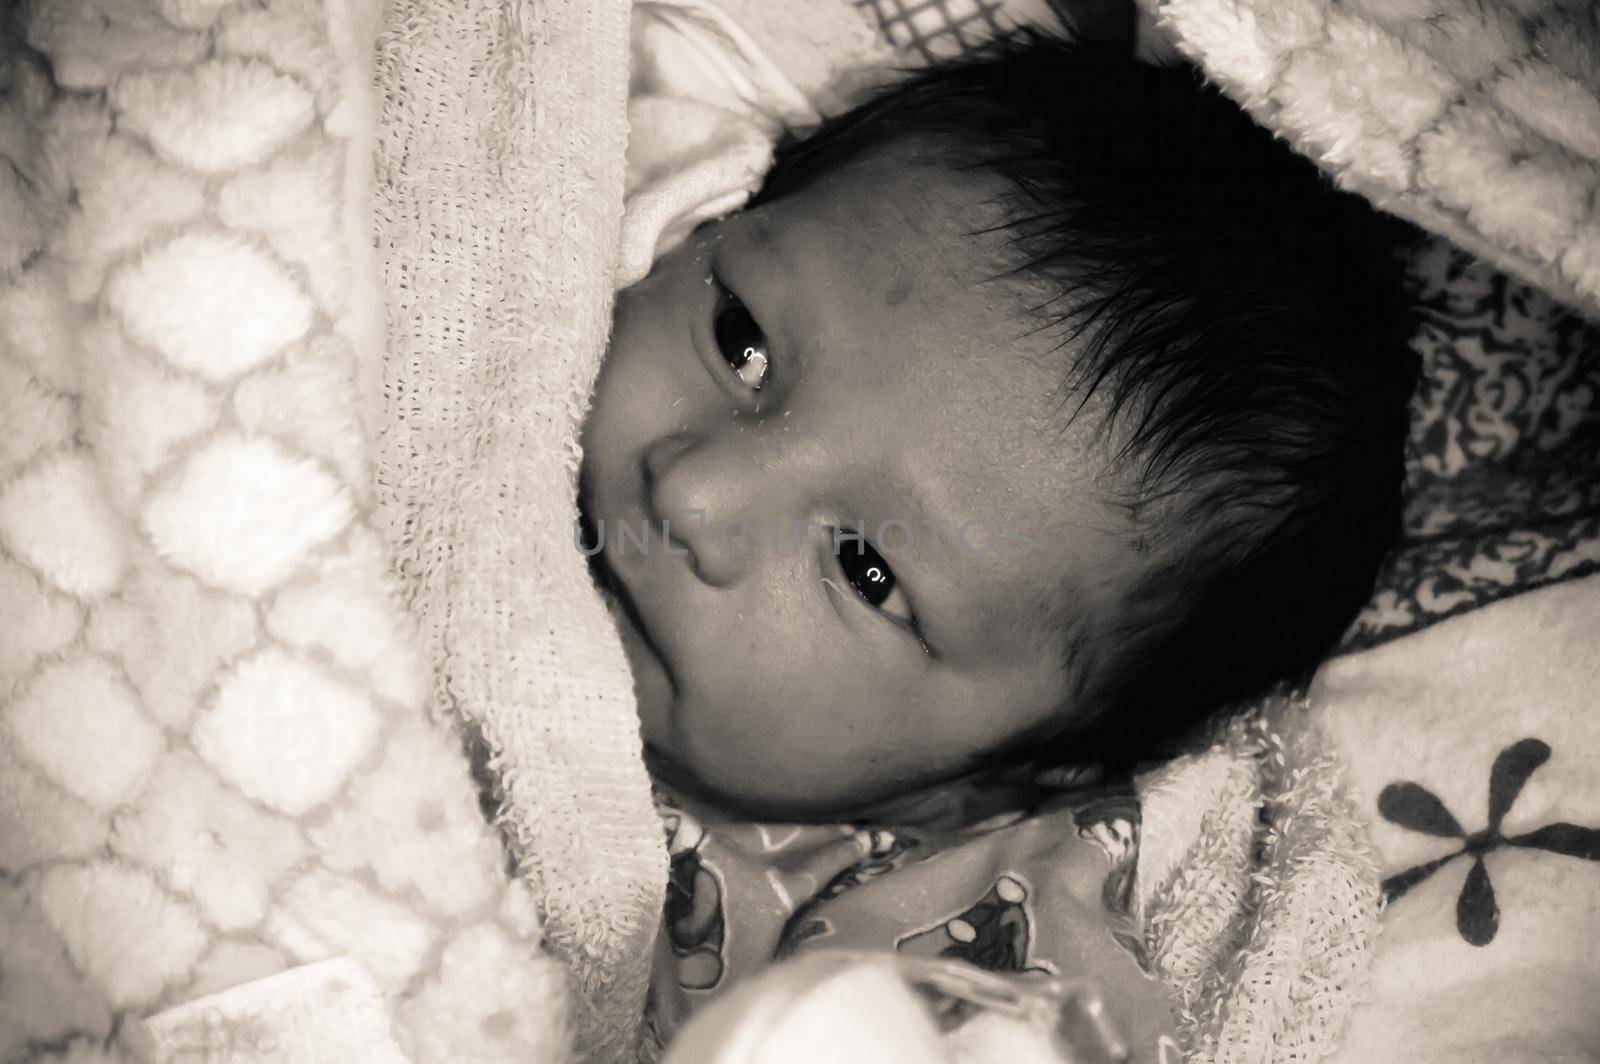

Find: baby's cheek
[659,668,894,815]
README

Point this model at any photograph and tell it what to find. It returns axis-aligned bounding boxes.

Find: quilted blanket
[0,0,582,1060]
[1151,0,1600,321]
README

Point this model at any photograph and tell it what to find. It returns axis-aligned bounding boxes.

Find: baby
[579,31,1418,821]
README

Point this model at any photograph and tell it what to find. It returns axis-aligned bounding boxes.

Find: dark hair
[752,32,1422,763]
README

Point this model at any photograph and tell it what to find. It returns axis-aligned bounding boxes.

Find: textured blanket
[368,0,657,1058]
[1153,0,1600,320]
[0,0,576,1060]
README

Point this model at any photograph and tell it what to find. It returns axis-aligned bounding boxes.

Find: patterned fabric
[646,780,1176,1056]
[0,2,569,1060]
[1347,239,1600,650]
[1312,576,1600,1064]
[1377,736,1600,948]
[854,0,1014,61]
[855,0,1136,60]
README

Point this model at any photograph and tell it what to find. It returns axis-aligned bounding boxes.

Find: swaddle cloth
[619,2,815,287]
[618,0,895,287]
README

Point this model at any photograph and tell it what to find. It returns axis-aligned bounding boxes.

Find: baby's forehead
[749,146,1018,285]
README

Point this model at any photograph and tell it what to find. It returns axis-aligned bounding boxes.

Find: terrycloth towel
[367,0,652,1057]
[1134,702,1385,1064]
[0,0,571,1061]
[369,0,887,1057]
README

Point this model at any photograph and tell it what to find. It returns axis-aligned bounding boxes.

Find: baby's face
[580,156,1130,816]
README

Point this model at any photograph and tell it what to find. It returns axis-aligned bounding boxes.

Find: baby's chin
[643,731,936,821]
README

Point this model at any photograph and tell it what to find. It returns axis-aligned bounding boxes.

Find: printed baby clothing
[646,777,1175,1058]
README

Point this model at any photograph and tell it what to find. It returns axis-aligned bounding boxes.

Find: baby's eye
[712,286,770,391]
[837,533,912,624]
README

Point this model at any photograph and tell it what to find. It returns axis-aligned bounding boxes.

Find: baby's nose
[643,432,766,588]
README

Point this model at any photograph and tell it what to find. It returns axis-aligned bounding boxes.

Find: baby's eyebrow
[740,212,795,274]
[724,220,812,389]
